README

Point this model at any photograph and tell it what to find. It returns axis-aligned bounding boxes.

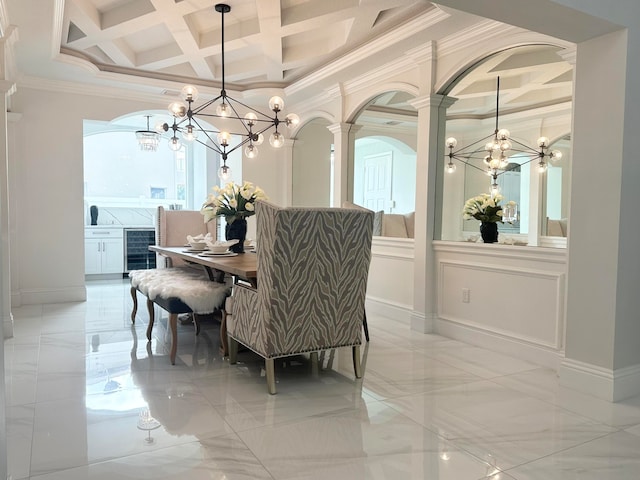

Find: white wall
[292,119,333,207]
[7,86,287,305]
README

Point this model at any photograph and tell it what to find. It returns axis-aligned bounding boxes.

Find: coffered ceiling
[7,0,573,123]
[57,0,442,91]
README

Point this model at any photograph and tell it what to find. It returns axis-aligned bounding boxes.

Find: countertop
[86,225,155,229]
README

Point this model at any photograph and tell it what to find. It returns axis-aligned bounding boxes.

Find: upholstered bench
[129,267,231,364]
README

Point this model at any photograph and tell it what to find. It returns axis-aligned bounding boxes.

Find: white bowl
[189,242,207,251]
[207,244,229,254]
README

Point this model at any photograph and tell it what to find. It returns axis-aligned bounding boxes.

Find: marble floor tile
[237,401,500,480]
[492,368,640,429]
[27,434,275,480]
[506,430,640,479]
[383,380,617,470]
[4,278,640,480]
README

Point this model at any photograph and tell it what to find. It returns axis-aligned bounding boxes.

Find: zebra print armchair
[227,201,374,394]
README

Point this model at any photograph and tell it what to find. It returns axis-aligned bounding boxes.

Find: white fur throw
[129,268,230,314]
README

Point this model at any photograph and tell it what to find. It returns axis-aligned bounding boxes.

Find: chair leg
[228,337,238,364]
[145,299,155,341]
[310,351,319,377]
[352,345,362,379]
[363,311,370,342]
[130,286,138,323]
[266,358,276,395]
[219,310,229,357]
[169,313,178,365]
[193,314,200,336]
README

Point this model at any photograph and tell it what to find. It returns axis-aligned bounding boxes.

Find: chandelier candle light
[156,3,299,180]
[445,76,562,197]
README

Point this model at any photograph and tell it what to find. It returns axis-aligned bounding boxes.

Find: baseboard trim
[411,311,435,333]
[3,311,13,338]
[560,358,640,402]
[433,316,564,371]
[366,296,413,325]
[17,286,87,305]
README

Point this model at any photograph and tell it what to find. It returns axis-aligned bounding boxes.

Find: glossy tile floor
[6,279,640,479]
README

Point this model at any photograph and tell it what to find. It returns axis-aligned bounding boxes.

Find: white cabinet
[85,228,124,274]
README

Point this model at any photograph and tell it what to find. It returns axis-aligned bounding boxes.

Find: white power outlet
[462,288,470,303]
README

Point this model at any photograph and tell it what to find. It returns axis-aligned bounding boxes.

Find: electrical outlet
[462,288,470,303]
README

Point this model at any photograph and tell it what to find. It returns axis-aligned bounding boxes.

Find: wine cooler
[124,228,156,272]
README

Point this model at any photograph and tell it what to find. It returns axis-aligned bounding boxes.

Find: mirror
[542,135,571,237]
[438,45,573,243]
[352,91,417,237]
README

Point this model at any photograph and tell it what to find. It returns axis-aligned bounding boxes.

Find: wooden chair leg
[169,313,178,365]
[352,345,362,379]
[310,351,319,377]
[363,310,370,342]
[193,314,200,336]
[145,299,155,341]
[219,310,229,357]
[266,358,276,394]
[130,286,138,323]
[228,337,238,364]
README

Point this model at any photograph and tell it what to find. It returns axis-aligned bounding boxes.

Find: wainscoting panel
[366,238,414,317]
[433,241,568,360]
[439,261,563,348]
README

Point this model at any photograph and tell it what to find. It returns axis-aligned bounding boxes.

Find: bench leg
[130,286,138,323]
[169,313,178,365]
[145,299,154,341]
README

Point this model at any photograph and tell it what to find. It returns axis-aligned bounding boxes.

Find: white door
[363,152,393,212]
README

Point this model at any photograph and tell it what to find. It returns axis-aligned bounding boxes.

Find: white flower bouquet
[201,181,268,224]
[463,193,516,223]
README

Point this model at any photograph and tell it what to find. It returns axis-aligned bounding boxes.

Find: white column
[0,79,13,341]
[327,122,353,207]
[280,139,295,207]
[408,94,457,332]
[560,29,640,401]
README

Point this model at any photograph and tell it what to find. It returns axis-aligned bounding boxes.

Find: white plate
[183,248,207,253]
[198,252,238,257]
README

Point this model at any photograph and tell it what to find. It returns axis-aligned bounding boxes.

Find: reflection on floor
[5,278,640,479]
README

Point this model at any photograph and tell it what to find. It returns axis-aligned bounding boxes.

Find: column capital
[0,80,15,95]
[327,122,354,135]
[408,93,457,111]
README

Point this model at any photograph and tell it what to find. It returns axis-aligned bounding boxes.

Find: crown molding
[16,74,171,105]
[285,7,450,97]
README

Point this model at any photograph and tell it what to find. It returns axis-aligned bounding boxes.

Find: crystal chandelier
[445,76,562,196]
[135,115,160,152]
[156,3,299,181]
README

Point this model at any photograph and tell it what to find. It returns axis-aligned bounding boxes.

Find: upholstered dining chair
[156,206,217,268]
[227,201,374,394]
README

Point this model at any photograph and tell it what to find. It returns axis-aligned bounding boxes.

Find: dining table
[149,245,257,355]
